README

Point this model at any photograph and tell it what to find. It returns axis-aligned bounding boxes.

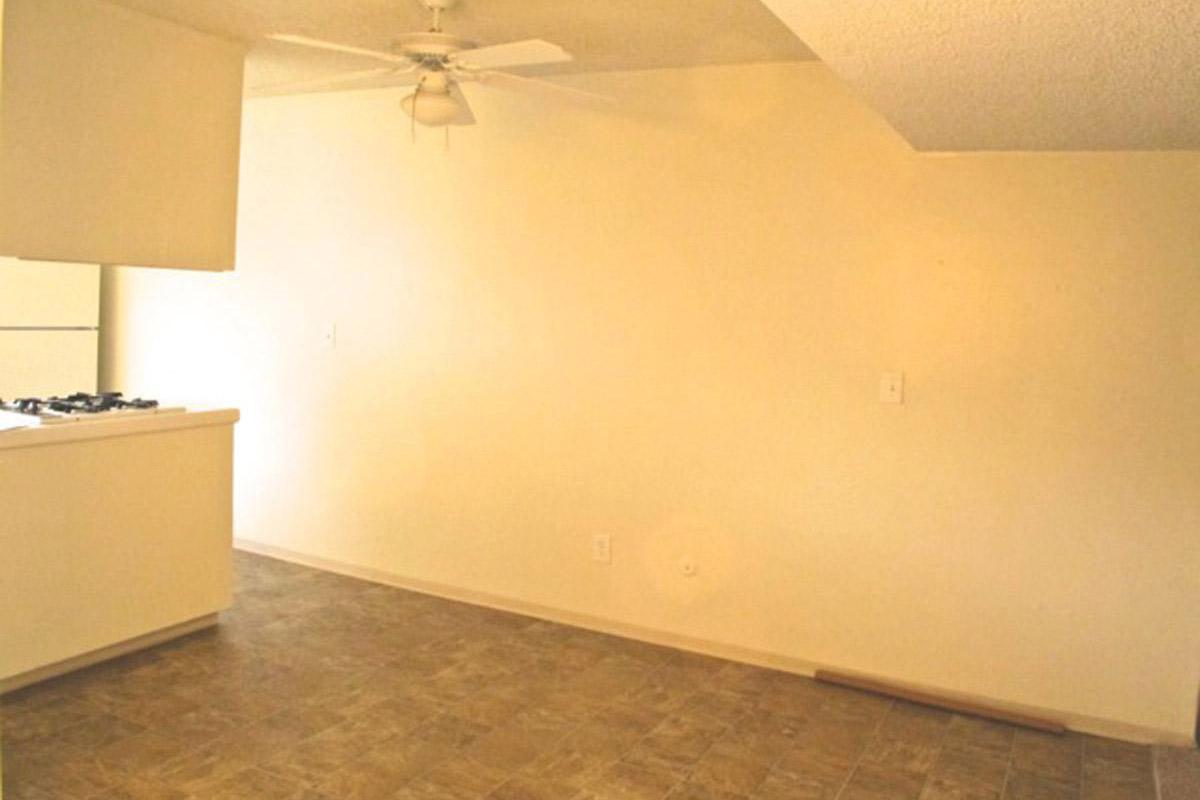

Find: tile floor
[1154,745,1200,800]
[1,552,1162,800]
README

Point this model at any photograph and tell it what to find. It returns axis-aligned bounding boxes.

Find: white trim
[0,614,218,695]
[234,538,1195,748]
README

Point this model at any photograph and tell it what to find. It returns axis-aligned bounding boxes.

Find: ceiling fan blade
[267,34,408,64]
[248,66,417,96]
[466,70,612,106]
[450,39,571,70]
[447,83,477,126]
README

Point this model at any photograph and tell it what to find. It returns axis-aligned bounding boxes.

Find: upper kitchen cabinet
[0,0,246,270]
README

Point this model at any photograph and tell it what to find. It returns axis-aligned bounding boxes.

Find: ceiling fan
[260,0,604,128]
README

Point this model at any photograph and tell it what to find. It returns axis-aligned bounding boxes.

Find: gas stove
[0,392,185,428]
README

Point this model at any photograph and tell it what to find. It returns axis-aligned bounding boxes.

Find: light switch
[879,371,904,404]
[321,322,337,348]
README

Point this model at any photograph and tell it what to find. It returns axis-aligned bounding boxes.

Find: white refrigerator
[0,258,100,398]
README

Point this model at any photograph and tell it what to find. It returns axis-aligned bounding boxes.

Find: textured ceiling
[759,0,1200,151]
[105,0,815,92]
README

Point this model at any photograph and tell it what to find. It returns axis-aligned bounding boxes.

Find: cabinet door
[0,0,246,271]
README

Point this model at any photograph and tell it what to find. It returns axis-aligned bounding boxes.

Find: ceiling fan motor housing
[394,31,477,60]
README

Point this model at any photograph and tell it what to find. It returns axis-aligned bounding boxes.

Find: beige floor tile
[396,757,510,799]
[204,766,332,799]
[687,741,771,796]
[86,775,192,799]
[577,760,681,800]
[666,780,748,799]
[944,717,1017,757]
[463,706,580,771]
[770,746,855,788]
[1011,731,1083,785]
[623,712,727,776]
[1003,769,1080,800]
[787,716,877,764]
[754,768,843,799]
[314,740,447,800]
[488,774,588,800]
[928,744,1009,788]
[862,733,945,774]
[1155,745,1200,800]
[261,716,402,787]
[1081,735,1153,791]
[839,762,928,800]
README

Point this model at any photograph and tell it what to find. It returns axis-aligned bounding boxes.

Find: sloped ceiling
[104,0,815,93]
[759,0,1200,151]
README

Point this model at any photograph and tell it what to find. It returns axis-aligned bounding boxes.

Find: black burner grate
[0,392,159,416]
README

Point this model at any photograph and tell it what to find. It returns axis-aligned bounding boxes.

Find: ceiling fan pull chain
[411,76,426,144]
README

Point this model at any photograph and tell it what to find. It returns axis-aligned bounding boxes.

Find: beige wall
[102,62,1200,742]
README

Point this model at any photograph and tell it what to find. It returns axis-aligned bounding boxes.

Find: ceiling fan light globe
[401,90,462,126]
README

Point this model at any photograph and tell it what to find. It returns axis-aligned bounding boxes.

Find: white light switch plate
[879,371,904,404]
[321,322,337,348]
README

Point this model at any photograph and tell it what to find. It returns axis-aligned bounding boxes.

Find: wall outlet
[592,534,611,564]
[879,371,904,404]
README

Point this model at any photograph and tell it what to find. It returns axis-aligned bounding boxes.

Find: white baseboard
[233,537,1194,748]
[0,614,218,696]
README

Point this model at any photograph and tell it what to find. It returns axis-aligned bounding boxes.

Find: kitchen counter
[0,408,239,691]
[0,408,239,450]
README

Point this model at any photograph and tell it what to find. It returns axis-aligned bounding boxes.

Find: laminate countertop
[0,408,239,451]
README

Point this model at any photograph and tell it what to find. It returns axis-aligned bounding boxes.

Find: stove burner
[1,392,166,419]
[13,397,44,414]
[46,392,159,414]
